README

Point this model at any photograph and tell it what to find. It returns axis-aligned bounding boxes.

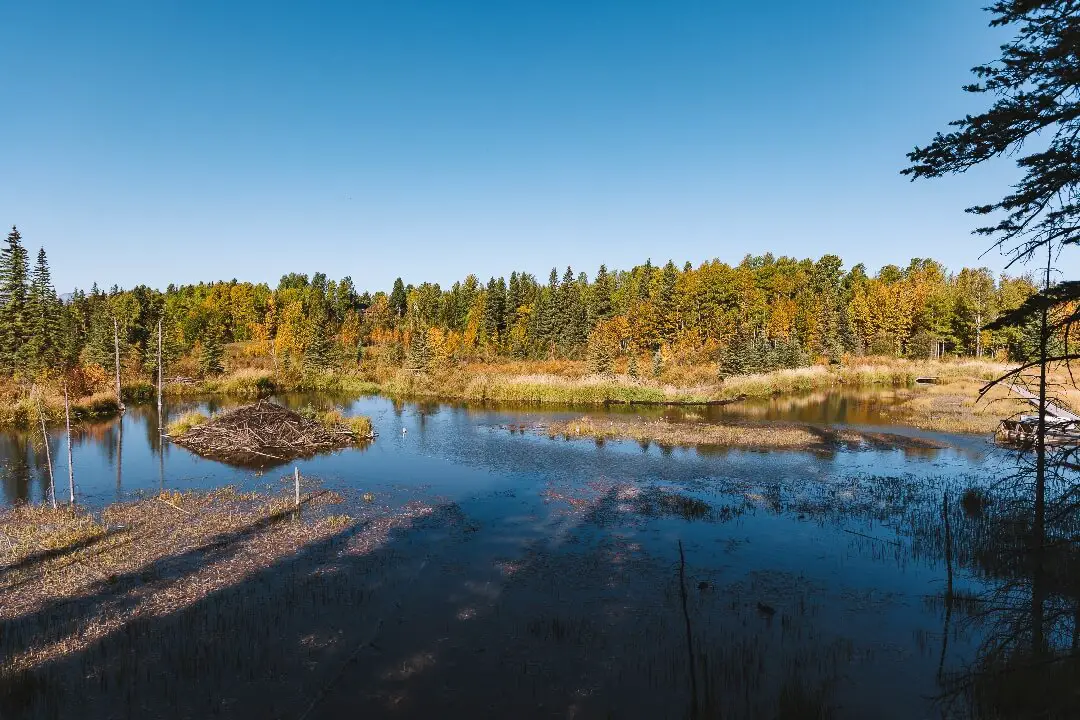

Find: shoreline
[0,358,1049,435]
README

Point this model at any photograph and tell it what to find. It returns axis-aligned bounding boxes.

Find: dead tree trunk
[157,317,163,420]
[64,380,74,504]
[36,397,56,510]
[113,317,124,413]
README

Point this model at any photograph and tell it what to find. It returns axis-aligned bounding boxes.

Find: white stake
[294,467,300,508]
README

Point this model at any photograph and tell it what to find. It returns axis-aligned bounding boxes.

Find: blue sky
[0,1,1054,293]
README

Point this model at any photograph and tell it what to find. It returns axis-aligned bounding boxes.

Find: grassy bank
[548,416,948,452]
[163,368,381,398]
[0,391,122,430]
[375,357,1013,406]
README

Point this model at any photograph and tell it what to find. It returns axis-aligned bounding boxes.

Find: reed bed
[547,416,946,452]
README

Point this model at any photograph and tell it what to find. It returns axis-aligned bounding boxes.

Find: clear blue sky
[0,0,1056,294]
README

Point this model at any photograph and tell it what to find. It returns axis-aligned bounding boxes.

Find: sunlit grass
[166,411,210,436]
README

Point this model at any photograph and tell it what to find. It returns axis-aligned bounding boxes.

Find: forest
[0,224,1041,391]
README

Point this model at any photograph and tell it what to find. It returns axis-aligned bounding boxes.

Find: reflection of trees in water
[932,444,1080,719]
[0,431,58,505]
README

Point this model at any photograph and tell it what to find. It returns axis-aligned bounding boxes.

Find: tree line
[0,225,1042,384]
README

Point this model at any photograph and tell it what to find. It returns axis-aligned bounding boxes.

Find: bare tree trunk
[1034,246,1050,551]
[975,310,982,358]
[37,397,56,509]
[64,380,74,505]
[157,317,163,421]
[113,317,124,412]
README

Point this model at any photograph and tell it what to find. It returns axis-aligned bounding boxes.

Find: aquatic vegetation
[165,410,210,436]
[546,415,947,452]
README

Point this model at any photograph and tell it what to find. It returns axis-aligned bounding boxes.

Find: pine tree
[390,278,407,318]
[404,312,430,372]
[507,271,521,321]
[483,277,507,346]
[557,267,587,354]
[198,327,225,377]
[628,353,639,379]
[651,348,664,378]
[592,264,614,322]
[0,227,30,374]
[26,248,59,371]
[303,310,333,373]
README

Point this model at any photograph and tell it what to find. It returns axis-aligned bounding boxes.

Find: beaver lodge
[168,400,375,467]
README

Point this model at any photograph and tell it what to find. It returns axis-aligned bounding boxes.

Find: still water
[0,393,1065,718]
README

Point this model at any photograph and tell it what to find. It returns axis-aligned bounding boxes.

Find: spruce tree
[507,271,521,321]
[26,248,59,371]
[0,227,30,374]
[303,310,333,373]
[390,278,408,318]
[592,264,614,322]
[198,327,225,377]
[404,312,430,372]
[483,277,507,346]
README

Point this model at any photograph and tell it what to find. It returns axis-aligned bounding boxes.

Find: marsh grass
[371,357,1025,408]
[166,410,210,437]
[548,416,947,452]
[311,408,375,438]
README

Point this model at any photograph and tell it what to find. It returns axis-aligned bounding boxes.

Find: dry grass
[318,409,374,438]
[884,370,1080,434]
[166,410,210,436]
[547,416,946,452]
[0,486,356,675]
[374,357,1024,407]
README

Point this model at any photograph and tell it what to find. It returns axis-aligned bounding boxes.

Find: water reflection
[3,392,1073,717]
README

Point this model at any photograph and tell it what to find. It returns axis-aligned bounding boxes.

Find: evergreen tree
[404,311,430,372]
[591,264,614,322]
[483,277,507,345]
[651,348,664,378]
[0,227,30,374]
[557,267,587,354]
[628,353,639,379]
[390,277,407,318]
[303,310,333,373]
[651,260,679,345]
[198,327,225,377]
[26,247,59,370]
[507,271,521,320]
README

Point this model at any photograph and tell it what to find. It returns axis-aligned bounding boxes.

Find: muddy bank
[545,416,948,452]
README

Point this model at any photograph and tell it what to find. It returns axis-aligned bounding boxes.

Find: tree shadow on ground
[0,484,870,720]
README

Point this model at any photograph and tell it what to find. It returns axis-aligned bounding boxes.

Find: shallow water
[0,393,1067,718]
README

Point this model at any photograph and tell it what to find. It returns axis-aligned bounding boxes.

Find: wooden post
[294,467,300,508]
[64,381,74,505]
[113,317,124,412]
[37,397,56,509]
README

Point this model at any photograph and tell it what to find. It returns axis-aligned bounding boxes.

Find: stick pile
[170,401,365,466]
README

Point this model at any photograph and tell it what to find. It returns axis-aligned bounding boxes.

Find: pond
[1,392,1073,718]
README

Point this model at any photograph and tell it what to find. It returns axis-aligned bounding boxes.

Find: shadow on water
[1,393,1076,717]
[0,483,862,720]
